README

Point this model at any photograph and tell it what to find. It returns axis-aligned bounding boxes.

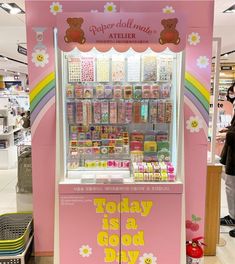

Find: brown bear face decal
[159,18,180,45]
[64,17,86,44]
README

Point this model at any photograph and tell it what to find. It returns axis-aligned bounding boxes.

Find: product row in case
[67,56,172,83]
[132,162,175,182]
[67,99,173,125]
[66,83,171,100]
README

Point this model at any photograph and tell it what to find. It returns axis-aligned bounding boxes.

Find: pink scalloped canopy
[57,12,186,52]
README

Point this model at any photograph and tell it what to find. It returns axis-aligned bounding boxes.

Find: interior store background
[0,0,235,263]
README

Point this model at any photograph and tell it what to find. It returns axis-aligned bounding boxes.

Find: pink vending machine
[55,12,185,264]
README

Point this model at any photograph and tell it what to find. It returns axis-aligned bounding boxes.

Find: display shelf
[0,127,21,136]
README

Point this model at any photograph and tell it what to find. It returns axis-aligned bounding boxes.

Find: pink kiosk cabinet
[25,1,214,263]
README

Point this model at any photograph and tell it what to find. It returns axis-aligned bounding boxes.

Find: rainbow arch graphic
[184,72,210,124]
[30,72,56,125]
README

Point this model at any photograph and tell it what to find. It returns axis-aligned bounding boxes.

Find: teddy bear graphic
[64,17,86,44]
[159,18,180,45]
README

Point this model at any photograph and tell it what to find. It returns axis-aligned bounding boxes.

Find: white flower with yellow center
[188,32,201,46]
[196,56,209,68]
[162,5,175,14]
[104,2,117,12]
[186,116,202,133]
[32,49,49,67]
[50,2,63,15]
[139,253,157,264]
[79,245,92,257]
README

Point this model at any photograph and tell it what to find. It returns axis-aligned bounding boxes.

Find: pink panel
[31,105,56,253]
[120,194,182,263]
[59,194,120,264]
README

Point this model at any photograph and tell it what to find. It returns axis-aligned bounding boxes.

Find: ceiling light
[0,3,25,14]
[223,4,235,13]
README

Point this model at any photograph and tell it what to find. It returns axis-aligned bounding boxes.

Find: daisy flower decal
[104,2,117,12]
[139,253,157,264]
[32,49,49,67]
[50,2,63,15]
[186,116,202,133]
[188,32,201,46]
[162,6,175,14]
[196,56,209,69]
[79,245,92,257]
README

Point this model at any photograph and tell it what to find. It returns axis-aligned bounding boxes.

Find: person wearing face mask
[220,82,235,237]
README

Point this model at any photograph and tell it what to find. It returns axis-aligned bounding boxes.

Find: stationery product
[93,101,101,124]
[96,57,110,82]
[118,101,126,124]
[83,101,92,126]
[133,101,141,123]
[74,84,83,98]
[67,102,75,124]
[125,101,133,123]
[109,101,117,124]
[124,85,133,99]
[142,55,157,82]
[130,141,143,151]
[157,100,165,123]
[75,101,83,124]
[83,86,93,98]
[165,100,173,123]
[157,58,172,81]
[156,131,169,141]
[151,85,160,99]
[112,57,125,82]
[96,85,105,98]
[161,83,171,98]
[144,132,156,141]
[158,141,170,151]
[127,56,141,82]
[66,84,74,98]
[68,57,81,82]
[81,57,95,82]
[144,141,157,153]
[133,85,142,99]
[113,86,123,99]
[70,126,78,140]
[130,132,144,142]
[141,101,148,123]
[101,101,109,124]
[142,85,151,98]
[149,101,158,123]
[104,85,113,99]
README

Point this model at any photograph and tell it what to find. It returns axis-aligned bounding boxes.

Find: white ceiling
[0,0,234,76]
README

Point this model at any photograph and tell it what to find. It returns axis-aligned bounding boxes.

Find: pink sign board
[57,13,186,52]
[59,193,182,264]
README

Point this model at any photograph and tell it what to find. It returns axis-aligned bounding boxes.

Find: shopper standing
[220,82,235,237]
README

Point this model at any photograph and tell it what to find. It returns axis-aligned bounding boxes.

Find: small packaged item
[96,85,105,98]
[130,132,144,142]
[144,132,156,141]
[74,84,83,98]
[142,85,151,99]
[66,84,74,98]
[83,101,92,126]
[100,146,109,155]
[165,100,173,123]
[83,86,93,99]
[141,101,149,123]
[101,101,109,124]
[157,141,170,151]
[133,101,141,123]
[118,101,126,124]
[151,85,160,99]
[109,101,117,124]
[133,85,142,99]
[93,101,101,124]
[149,101,158,123]
[67,102,75,124]
[113,86,123,99]
[161,83,171,98]
[157,100,165,123]
[130,141,143,151]
[125,101,133,123]
[144,141,157,153]
[156,131,169,141]
[124,85,133,99]
[104,85,113,99]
